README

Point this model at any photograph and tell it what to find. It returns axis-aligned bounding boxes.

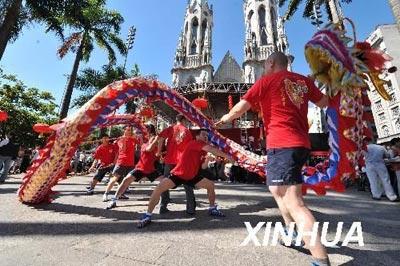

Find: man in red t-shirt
[137,128,232,228]
[106,124,164,209]
[217,52,330,265]
[157,114,195,214]
[86,134,117,195]
[103,126,138,202]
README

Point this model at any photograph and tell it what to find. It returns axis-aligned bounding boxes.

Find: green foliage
[72,64,140,109]
[0,0,87,45]
[0,68,58,147]
[57,0,127,65]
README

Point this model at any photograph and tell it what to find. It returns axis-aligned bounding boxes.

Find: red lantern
[192,98,208,110]
[228,95,233,110]
[33,123,53,134]
[0,110,8,122]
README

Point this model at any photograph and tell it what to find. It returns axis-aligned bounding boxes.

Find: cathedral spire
[172,0,213,87]
[243,0,290,83]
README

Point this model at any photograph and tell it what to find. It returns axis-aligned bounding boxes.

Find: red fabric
[115,136,137,166]
[243,70,323,149]
[159,124,192,165]
[94,143,117,167]
[171,140,207,180]
[135,142,157,174]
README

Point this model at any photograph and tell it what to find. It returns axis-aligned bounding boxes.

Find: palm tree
[388,0,400,31]
[0,0,84,60]
[57,0,127,119]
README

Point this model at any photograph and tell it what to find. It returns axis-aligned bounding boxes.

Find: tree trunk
[0,0,23,60]
[389,0,400,31]
[59,37,85,119]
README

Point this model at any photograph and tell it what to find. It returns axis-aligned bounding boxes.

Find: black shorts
[168,169,209,189]
[163,164,175,177]
[266,147,310,186]
[112,165,134,180]
[128,169,162,182]
[93,165,114,181]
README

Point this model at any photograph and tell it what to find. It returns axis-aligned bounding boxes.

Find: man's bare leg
[103,175,120,201]
[114,175,136,199]
[270,186,295,226]
[147,178,176,214]
[273,185,328,260]
[195,178,215,206]
[105,174,136,209]
[195,178,224,217]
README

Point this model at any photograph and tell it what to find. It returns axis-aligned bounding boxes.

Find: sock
[111,196,117,202]
[145,212,152,217]
[285,226,298,237]
[312,257,331,266]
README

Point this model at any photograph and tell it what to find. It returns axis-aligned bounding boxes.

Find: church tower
[243,0,290,83]
[171,0,214,87]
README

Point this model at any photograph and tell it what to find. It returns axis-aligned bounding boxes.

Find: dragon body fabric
[18,79,266,204]
[303,24,392,194]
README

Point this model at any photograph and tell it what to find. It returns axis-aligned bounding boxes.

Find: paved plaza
[1,174,399,266]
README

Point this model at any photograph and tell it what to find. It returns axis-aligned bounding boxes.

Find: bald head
[264,52,289,75]
[269,52,289,67]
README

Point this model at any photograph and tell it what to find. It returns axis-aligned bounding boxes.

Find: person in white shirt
[389,138,400,197]
[363,137,398,201]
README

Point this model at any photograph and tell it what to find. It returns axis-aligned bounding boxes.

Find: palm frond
[94,31,116,65]
[107,32,127,56]
[284,0,304,21]
[303,0,316,18]
[57,32,82,59]
[81,34,94,62]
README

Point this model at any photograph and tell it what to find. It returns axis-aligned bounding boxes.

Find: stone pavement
[0,174,399,266]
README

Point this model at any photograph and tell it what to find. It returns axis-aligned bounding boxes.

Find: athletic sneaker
[102,193,109,202]
[278,228,305,247]
[311,257,331,266]
[137,214,152,228]
[106,200,117,210]
[208,206,225,217]
[86,188,94,195]
[119,194,129,200]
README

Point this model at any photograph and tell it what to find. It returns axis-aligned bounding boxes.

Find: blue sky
[0,0,395,113]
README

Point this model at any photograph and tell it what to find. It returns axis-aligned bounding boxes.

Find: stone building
[366,24,400,143]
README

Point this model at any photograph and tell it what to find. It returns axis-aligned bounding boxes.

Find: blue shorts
[266,147,310,186]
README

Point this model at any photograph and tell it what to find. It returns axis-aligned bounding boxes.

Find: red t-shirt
[94,143,117,167]
[171,140,207,180]
[159,124,192,165]
[135,142,157,174]
[243,70,323,149]
[115,136,137,166]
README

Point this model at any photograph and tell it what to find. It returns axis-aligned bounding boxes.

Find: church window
[190,17,199,55]
[258,6,267,45]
